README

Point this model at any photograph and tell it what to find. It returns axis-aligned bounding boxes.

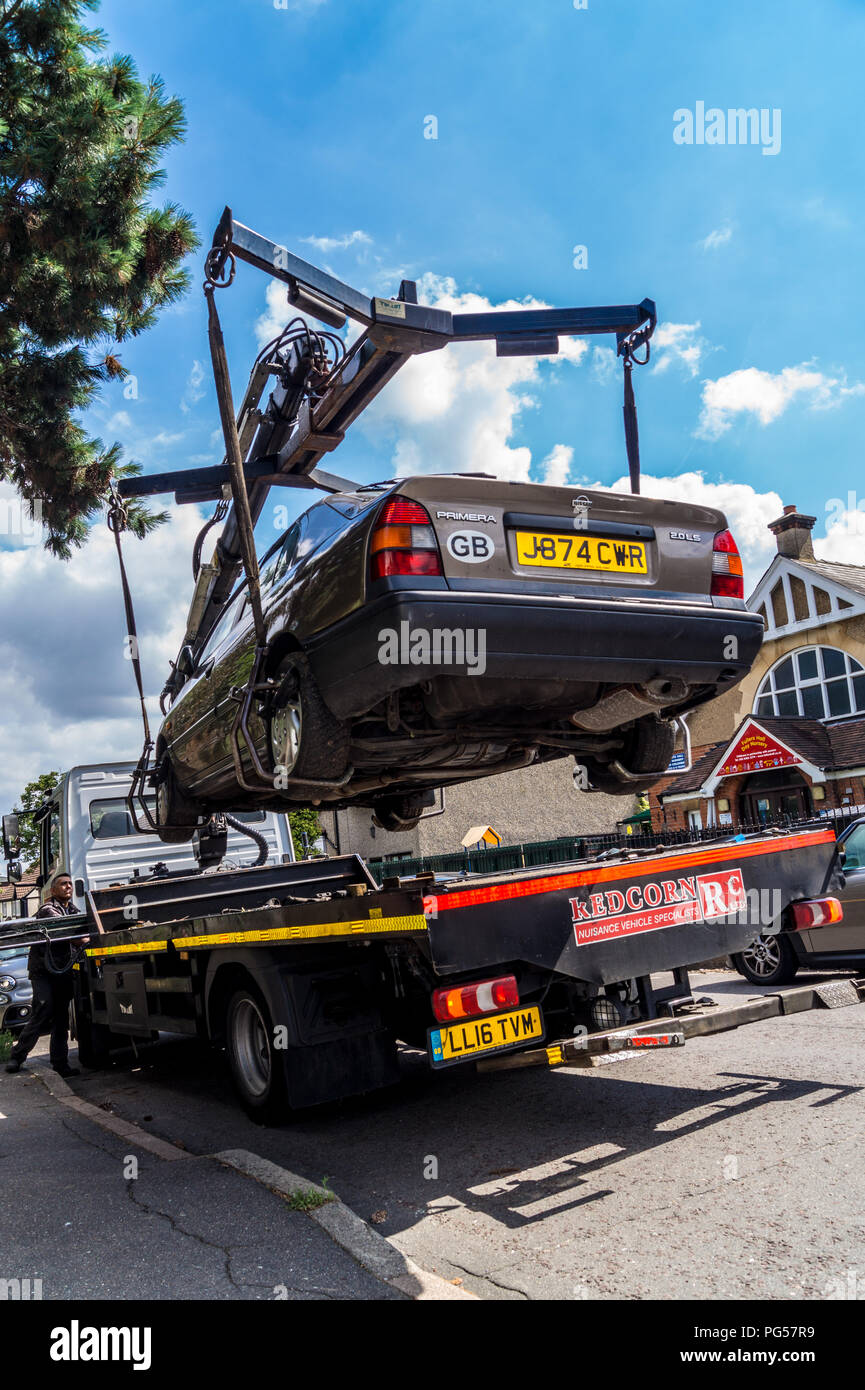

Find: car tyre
[154,755,199,844]
[371,790,435,833]
[268,653,349,785]
[225,987,288,1122]
[581,715,677,794]
[732,932,799,986]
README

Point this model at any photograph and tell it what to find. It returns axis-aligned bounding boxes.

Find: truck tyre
[72,1001,115,1070]
[268,653,349,786]
[154,756,199,844]
[732,932,799,986]
[225,986,288,1122]
[581,716,677,794]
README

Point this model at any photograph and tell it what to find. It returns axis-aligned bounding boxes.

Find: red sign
[717,721,799,778]
[570,868,747,946]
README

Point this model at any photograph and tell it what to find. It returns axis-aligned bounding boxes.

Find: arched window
[754,646,865,721]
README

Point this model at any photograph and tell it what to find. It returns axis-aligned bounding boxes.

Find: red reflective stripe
[425,829,836,914]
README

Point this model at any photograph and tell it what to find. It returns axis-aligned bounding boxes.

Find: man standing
[5,871,83,1077]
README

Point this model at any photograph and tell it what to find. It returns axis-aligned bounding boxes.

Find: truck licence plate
[428,1005,544,1069]
[515,530,648,574]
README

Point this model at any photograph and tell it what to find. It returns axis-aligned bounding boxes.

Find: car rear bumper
[304,590,764,720]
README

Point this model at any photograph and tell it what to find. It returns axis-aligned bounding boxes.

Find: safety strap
[620,327,653,496]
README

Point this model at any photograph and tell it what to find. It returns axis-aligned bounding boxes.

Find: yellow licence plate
[515,530,648,574]
[429,1005,544,1068]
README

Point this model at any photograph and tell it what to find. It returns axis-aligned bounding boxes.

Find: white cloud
[105,410,133,433]
[540,444,574,488]
[300,230,372,255]
[699,225,733,251]
[151,430,185,447]
[819,496,865,564]
[358,273,587,482]
[180,359,206,414]
[697,363,865,439]
[601,470,784,588]
[652,322,709,379]
[0,503,207,811]
[591,346,617,384]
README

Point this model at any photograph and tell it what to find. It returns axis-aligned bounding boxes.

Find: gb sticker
[446,530,495,563]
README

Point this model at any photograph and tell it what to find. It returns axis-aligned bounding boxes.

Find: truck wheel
[73,1001,115,1070]
[154,757,199,844]
[225,987,288,1122]
[732,932,799,986]
[268,654,349,785]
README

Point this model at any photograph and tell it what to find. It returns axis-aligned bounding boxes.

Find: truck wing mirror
[2,813,21,860]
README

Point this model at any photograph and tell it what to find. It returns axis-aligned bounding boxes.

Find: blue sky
[2,0,865,807]
[89,0,865,548]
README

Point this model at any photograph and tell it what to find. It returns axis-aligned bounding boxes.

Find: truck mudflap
[476,975,865,1073]
[422,827,840,985]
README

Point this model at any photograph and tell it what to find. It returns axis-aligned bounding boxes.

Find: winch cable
[203,250,267,649]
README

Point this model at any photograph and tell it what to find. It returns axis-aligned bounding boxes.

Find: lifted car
[155,473,762,835]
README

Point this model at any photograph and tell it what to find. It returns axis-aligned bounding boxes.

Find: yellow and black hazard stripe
[85,912,428,959]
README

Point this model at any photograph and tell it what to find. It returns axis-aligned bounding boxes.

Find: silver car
[0,945,34,1033]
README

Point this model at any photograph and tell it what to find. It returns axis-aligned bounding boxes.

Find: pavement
[23,965,862,1301]
[0,1051,473,1301]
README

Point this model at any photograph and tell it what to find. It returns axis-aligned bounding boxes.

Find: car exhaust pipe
[569,679,689,732]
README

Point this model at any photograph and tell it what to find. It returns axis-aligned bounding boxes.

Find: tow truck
[1,794,860,1120]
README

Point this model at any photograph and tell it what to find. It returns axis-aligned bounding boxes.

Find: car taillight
[370,497,443,580]
[432,974,519,1022]
[790,897,843,930]
[710,528,744,599]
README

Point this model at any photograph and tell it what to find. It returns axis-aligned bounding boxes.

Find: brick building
[649,505,865,831]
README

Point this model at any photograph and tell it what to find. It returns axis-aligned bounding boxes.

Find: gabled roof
[748,554,865,640]
[660,715,865,800]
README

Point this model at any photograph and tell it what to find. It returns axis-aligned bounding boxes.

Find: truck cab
[24,762,296,905]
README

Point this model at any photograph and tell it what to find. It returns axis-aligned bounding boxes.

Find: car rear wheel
[581,715,677,794]
[732,932,799,986]
[225,987,288,1122]
[154,757,199,843]
[371,790,436,833]
[268,653,349,785]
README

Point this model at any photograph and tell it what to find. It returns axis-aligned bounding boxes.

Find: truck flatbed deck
[1,825,857,1117]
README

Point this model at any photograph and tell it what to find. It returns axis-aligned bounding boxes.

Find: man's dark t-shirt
[29,898,80,976]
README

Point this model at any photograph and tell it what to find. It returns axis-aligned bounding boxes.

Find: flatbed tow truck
[2,812,861,1119]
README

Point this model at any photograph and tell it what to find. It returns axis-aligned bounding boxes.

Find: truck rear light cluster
[432,974,519,1022]
[710,529,744,599]
[790,896,843,930]
[370,497,443,580]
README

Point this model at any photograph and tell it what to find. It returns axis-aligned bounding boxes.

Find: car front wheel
[154,756,199,843]
[732,932,799,986]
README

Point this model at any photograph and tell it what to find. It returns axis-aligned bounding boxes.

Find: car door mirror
[2,813,20,860]
[176,645,196,678]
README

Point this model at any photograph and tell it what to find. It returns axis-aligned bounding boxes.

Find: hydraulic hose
[224,813,269,867]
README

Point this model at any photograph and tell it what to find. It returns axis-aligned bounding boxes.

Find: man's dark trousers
[8,970,74,1069]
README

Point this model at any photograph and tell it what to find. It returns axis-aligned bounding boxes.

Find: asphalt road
[45,967,865,1300]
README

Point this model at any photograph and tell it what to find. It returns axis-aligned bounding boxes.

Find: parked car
[155,475,763,835]
[0,945,33,1033]
[732,817,865,984]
